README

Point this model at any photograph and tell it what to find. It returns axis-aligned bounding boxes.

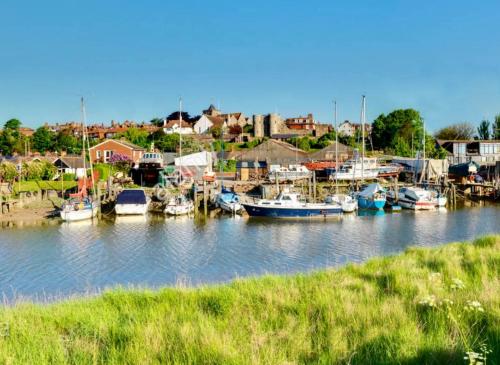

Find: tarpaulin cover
[116,189,147,204]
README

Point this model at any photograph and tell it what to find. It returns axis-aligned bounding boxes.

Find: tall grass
[0,235,498,364]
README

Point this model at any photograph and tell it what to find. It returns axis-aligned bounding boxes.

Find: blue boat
[356,183,386,210]
[216,186,243,214]
[242,190,342,218]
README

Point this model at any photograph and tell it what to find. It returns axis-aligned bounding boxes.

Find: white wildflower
[428,272,442,283]
[419,295,437,307]
[450,278,465,290]
[465,300,484,312]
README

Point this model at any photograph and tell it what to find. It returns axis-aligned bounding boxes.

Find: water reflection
[0,206,498,301]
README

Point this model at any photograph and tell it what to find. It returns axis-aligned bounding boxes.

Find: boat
[242,189,342,218]
[165,195,194,216]
[216,187,242,214]
[61,196,99,222]
[268,165,311,183]
[60,98,99,222]
[163,98,195,215]
[357,183,387,210]
[332,157,379,180]
[115,189,150,215]
[430,189,447,207]
[387,187,435,210]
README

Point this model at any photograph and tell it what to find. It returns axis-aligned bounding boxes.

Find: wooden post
[394,177,399,203]
[312,170,317,203]
[275,171,279,195]
[203,180,208,216]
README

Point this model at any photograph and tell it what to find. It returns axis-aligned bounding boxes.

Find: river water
[0,206,498,301]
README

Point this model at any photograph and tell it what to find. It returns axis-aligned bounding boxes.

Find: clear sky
[1,0,499,131]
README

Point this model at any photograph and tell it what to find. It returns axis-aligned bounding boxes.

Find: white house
[163,120,193,135]
[193,115,226,134]
[337,120,371,137]
[53,156,87,178]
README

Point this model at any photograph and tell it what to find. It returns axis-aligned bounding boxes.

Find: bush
[62,173,76,181]
[0,161,18,182]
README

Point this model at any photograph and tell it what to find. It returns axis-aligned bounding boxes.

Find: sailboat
[165,98,195,216]
[327,101,357,212]
[355,95,387,209]
[60,98,99,222]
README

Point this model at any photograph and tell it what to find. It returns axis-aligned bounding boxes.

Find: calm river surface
[0,206,498,301]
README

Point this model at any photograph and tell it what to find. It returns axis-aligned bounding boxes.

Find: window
[96,150,101,159]
[104,150,113,162]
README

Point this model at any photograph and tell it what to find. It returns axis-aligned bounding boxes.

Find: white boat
[60,198,99,222]
[216,187,242,214]
[268,165,311,182]
[115,189,150,215]
[326,194,358,213]
[388,187,435,210]
[60,98,100,222]
[430,190,447,207]
[165,195,194,216]
[333,158,379,180]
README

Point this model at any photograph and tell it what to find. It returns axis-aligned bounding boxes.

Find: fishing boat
[60,98,99,222]
[165,195,194,216]
[268,165,311,183]
[333,158,379,180]
[115,189,150,215]
[387,187,434,210]
[216,187,242,214]
[357,183,387,210]
[242,189,342,218]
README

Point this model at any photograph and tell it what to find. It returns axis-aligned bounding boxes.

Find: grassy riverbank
[0,235,498,364]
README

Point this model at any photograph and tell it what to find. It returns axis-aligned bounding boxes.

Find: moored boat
[115,189,150,215]
[357,183,386,210]
[387,187,435,210]
[60,197,99,222]
[165,195,194,216]
[268,165,311,183]
[216,187,242,214]
[242,189,342,218]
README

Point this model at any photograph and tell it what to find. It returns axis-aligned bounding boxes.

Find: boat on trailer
[242,189,342,218]
[115,189,150,215]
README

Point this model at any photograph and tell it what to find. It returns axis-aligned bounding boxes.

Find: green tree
[371,109,424,156]
[0,119,24,155]
[477,120,490,140]
[0,162,18,182]
[435,122,475,140]
[150,118,164,127]
[211,126,223,139]
[493,114,500,139]
[115,127,149,148]
[55,131,80,154]
[32,126,55,153]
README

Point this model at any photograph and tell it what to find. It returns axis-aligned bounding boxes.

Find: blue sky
[1,0,499,132]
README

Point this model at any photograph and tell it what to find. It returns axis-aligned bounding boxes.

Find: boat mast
[422,120,426,182]
[179,97,183,182]
[334,100,338,195]
[80,97,88,195]
[82,98,96,201]
[361,95,366,183]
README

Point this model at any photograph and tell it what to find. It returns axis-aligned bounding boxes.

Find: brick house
[89,139,146,164]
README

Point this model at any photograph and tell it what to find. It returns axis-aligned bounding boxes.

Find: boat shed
[308,141,353,162]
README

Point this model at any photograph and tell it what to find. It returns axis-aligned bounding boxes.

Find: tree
[228,125,242,135]
[150,118,164,127]
[55,131,80,154]
[166,111,192,122]
[153,133,180,152]
[0,162,17,182]
[115,127,149,148]
[435,122,475,140]
[109,153,133,175]
[493,114,500,140]
[32,126,55,153]
[370,109,424,156]
[0,119,24,155]
[477,120,490,140]
[211,126,223,139]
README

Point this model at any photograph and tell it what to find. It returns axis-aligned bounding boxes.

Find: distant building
[193,115,227,134]
[337,120,371,137]
[285,113,315,131]
[308,142,353,162]
[437,139,500,165]
[53,155,86,178]
[89,139,146,164]
[19,127,35,137]
[163,120,193,135]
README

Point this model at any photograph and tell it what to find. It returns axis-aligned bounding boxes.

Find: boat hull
[115,203,149,216]
[165,204,194,216]
[60,206,98,222]
[242,203,342,218]
[357,196,386,210]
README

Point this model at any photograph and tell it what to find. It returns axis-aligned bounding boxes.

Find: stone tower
[253,114,265,138]
[269,113,282,136]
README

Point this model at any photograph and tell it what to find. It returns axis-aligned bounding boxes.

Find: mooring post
[313,170,317,203]
[203,180,208,216]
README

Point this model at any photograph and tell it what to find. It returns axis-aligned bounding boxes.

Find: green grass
[12,180,78,194]
[0,235,498,364]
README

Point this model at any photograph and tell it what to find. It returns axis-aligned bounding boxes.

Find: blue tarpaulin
[116,190,147,204]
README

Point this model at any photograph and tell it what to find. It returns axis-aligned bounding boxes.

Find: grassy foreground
[0,236,498,364]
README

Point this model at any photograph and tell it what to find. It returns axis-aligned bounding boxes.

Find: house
[19,127,35,137]
[89,139,146,164]
[437,140,500,165]
[163,120,193,135]
[53,155,86,178]
[193,115,226,134]
[337,120,371,137]
[308,142,353,162]
[285,113,315,131]
[219,113,249,128]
